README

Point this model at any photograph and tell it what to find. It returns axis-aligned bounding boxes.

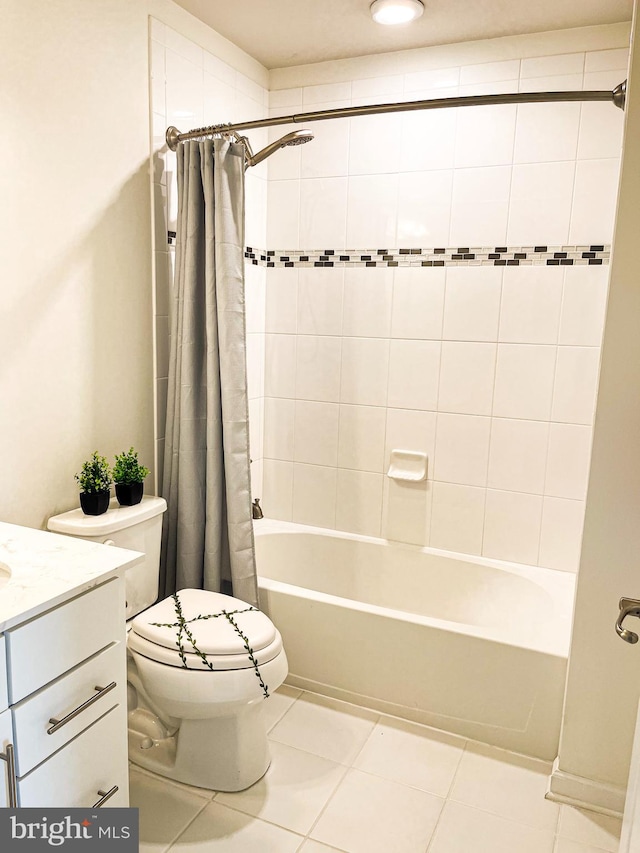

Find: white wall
[260,28,629,572]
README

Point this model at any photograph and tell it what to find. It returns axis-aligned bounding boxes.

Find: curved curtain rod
[166,80,627,151]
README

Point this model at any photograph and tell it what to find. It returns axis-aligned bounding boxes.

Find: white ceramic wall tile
[403,66,461,92]
[483,489,543,564]
[270,87,303,109]
[460,59,520,85]
[338,404,387,472]
[246,333,265,400]
[346,174,398,247]
[498,266,563,344]
[558,265,609,347]
[520,53,585,78]
[569,158,621,245]
[267,180,300,247]
[551,346,600,425]
[296,336,342,402]
[202,51,235,86]
[150,41,165,117]
[578,101,625,160]
[297,268,344,336]
[584,48,630,73]
[382,479,431,545]
[545,423,592,499]
[165,28,203,67]
[455,105,517,168]
[387,340,440,410]
[429,482,485,554]
[245,174,268,248]
[342,268,393,338]
[397,170,453,248]
[299,177,348,247]
[302,82,352,106]
[514,103,581,163]
[336,469,384,537]
[293,401,340,466]
[493,344,557,420]
[292,463,337,528]
[349,113,402,175]
[245,263,266,334]
[450,166,511,246]
[508,161,576,245]
[262,460,294,521]
[438,342,497,416]
[391,267,446,340]
[518,73,583,94]
[165,49,203,129]
[399,110,457,172]
[429,800,555,853]
[266,269,298,334]
[301,110,351,179]
[341,337,390,406]
[443,266,503,342]
[433,414,491,487]
[539,497,585,572]
[487,418,549,494]
[265,335,296,398]
[249,397,263,461]
[268,130,301,181]
[384,408,437,469]
[352,74,404,100]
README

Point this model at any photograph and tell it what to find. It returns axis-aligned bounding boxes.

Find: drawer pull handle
[0,744,18,807]
[93,785,119,808]
[47,682,117,735]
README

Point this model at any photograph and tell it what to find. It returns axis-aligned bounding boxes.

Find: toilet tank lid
[48,496,167,537]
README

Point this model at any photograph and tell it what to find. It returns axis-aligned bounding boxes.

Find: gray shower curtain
[159,137,258,608]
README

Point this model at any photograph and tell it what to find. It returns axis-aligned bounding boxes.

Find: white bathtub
[255,519,576,760]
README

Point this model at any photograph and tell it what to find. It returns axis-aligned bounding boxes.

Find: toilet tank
[48,496,167,619]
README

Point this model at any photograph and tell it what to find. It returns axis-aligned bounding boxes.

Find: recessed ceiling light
[370,0,424,25]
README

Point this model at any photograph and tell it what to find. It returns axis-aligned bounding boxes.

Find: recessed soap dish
[387,450,428,482]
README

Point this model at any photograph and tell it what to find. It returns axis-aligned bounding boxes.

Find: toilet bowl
[48,497,288,792]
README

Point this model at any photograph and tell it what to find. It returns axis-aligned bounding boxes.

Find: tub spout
[252,498,264,520]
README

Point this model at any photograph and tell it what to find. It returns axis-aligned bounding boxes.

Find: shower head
[243,129,314,168]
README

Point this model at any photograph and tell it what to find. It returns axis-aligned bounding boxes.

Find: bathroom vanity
[0,522,141,807]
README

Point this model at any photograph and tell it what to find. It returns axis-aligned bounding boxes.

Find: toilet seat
[128,588,283,671]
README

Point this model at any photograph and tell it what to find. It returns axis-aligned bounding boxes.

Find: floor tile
[353,716,465,797]
[310,768,444,853]
[129,768,209,853]
[555,838,614,853]
[429,800,555,853]
[166,801,303,852]
[216,741,347,835]
[558,805,622,852]
[299,842,346,852]
[262,685,303,733]
[269,692,378,765]
[449,742,560,831]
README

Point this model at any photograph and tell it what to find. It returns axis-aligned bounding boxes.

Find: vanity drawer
[0,707,14,807]
[6,577,124,703]
[18,704,129,808]
[12,642,125,776]
[0,636,7,711]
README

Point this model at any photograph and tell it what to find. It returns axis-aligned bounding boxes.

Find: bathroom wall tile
[443,266,503,342]
[352,74,404,101]
[551,346,600,425]
[149,18,166,44]
[342,268,393,338]
[292,463,337,528]
[294,401,340,467]
[460,59,520,85]
[569,158,621,245]
[399,110,457,172]
[336,469,384,537]
[385,409,437,470]
[391,268,446,340]
[538,497,585,572]
[346,174,398,248]
[248,397,263,463]
[338,404,387,472]
[498,266,563,345]
[302,82,352,106]
[545,423,592,500]
[450,166,511,246]
[455,105,517,168]
[387,340,440,410]
[245,173,268,248]
[433,414,491,487]
[299,177,348,248]
[488,419,549,494]
[266,268,298,334]
[262,460,294,521]
[513,103,580,164]
[517,73,583,94]
[150,42,166,117]
[438,342,497,416]
[265,334,296,398]
[245,263,266,335]
[429,482,485,555]
[268,129,301,181]
[349,112,402,176]
[267,180,300,248]
[493,344,556,421]
[165,49,203,129]
[483,489,543,565]
[263,397,295,461]
[297,268,344,336]
[507,162,575,245]
[584,48,629,73]
[341,337,390,407]
[397,170,453,249]
[577,100,625,161]
[300,108,351,179]
[204,74,236,128]
[403,66,461,92]
[269,87,303,109]
[246,333,265,400]
[382,479,431,546]
[165,28,203,67]
[558,265,609,347]
[296,336,342,402]
[520,53,585,78]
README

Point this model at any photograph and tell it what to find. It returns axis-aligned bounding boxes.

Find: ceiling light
[370,0,424,25]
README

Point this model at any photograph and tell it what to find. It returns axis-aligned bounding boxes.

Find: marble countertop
[0,521,142,631]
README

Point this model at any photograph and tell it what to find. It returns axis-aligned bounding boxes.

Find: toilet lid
[130,588,278,659]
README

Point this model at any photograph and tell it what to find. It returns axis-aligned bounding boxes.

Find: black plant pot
[80,490,111,516]
[115,482,144,506]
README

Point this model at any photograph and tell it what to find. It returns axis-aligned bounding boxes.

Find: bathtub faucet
[252,498,264,520]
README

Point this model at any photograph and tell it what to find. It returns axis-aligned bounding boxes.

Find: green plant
[113,447,150,486]
[75,452,112,494]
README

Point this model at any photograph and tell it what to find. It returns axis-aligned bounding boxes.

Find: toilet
[47,496,288,792]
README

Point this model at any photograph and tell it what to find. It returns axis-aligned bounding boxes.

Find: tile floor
[130,686,622,853]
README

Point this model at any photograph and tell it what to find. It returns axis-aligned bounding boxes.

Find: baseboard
[547,757,626,817]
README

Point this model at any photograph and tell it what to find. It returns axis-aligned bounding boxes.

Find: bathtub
[255,519,576,760]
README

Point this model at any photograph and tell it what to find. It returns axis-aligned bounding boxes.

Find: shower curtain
[159,137,258,608]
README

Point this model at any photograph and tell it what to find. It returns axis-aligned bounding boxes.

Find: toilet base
[128,702,271,791]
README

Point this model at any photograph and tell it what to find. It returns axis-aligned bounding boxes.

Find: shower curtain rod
[166,80,627,151]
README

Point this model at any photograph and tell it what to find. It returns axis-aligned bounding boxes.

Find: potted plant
[75,452,112,516]
[113,447,150,506]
